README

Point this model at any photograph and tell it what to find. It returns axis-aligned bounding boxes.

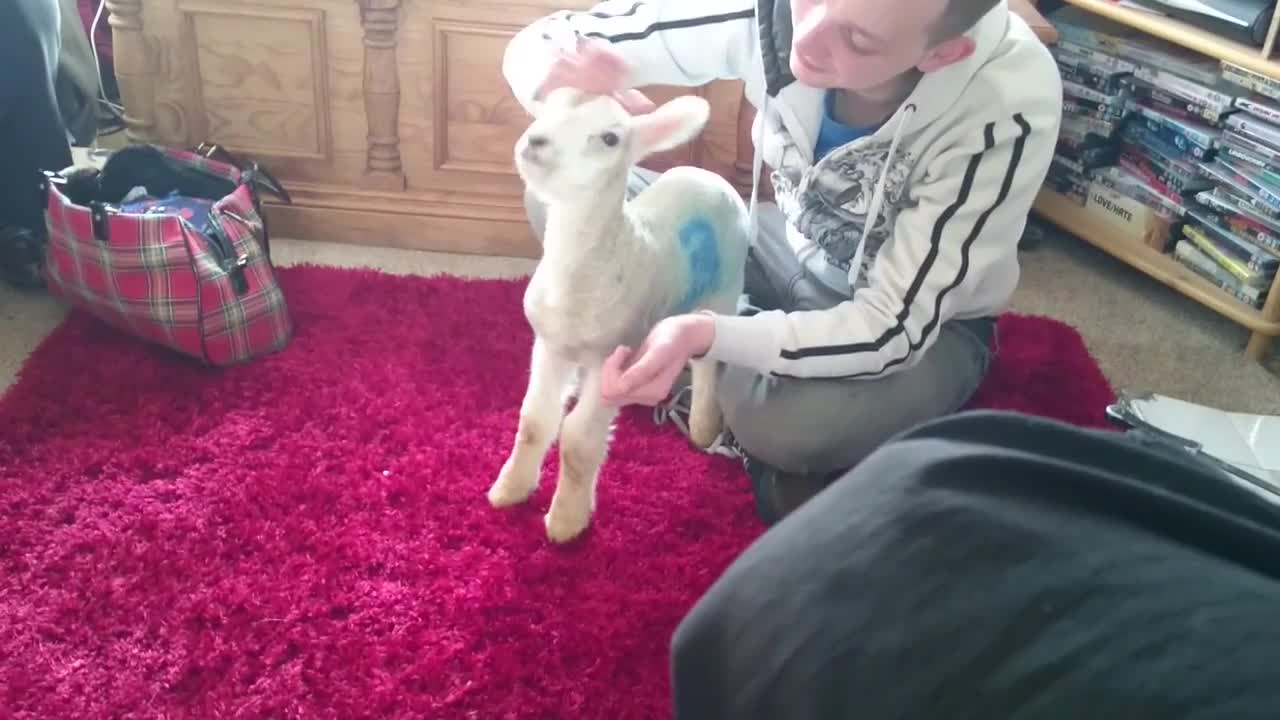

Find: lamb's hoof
[544,499,591,543]
[488,460,537,508]
[688,411,723,451]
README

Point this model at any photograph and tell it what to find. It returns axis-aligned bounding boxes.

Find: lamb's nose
[526,135,549,148]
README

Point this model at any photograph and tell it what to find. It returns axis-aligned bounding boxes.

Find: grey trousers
[524,168,995,475]
[1,0,70,233]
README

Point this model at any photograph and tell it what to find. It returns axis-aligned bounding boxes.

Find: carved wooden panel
[105,0,759,256]
[432,20,531,177]
[177,2,332,161]
[424,8,747,195]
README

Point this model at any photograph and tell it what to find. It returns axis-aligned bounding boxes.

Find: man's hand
[600,314,716,407]
[536,36,656,114]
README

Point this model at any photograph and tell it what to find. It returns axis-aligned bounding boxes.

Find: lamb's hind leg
[545,364,617,543]
[489,337,574,508]
[688,294,738,450]
[687,356,724,450]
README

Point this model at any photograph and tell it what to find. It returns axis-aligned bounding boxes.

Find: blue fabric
[121,191,220,238]
[813,90,880,160]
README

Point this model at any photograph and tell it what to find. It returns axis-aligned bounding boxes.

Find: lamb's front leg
[489,337,574,508]
[687,356,724,450]
[545,364,617,543]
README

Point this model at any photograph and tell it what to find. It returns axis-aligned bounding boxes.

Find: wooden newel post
[358,0,407,191]
[105,0,158,144]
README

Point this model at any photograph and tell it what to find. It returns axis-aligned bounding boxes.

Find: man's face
[789,0,953,91]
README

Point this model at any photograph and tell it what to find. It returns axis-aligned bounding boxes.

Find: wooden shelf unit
[1033,190,1280,359]
[1033,0,1280,362]
[1061,0,1280,75]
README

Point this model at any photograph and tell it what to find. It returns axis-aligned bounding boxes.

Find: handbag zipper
[206,218,250,295]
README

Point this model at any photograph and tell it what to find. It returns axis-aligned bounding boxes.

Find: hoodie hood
[760,0,1014,157]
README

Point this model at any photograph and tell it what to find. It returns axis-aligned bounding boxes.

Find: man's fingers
[635,381,671,407]
[614,88,656,114]
[534,62,571,101]
[646,365,685,406]
[536,38,640,106]
[605,345,632,373]
[579,37,626,72]
[617,345,666,390]
[600,346,633,401]
[604,352,684,407]
[538,54,601,99]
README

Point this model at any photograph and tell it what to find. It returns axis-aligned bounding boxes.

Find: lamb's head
[515,87,711,204]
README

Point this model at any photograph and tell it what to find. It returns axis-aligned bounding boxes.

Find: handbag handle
[90,202,114,243]
[195,142,292,205]
[43,170,115,243]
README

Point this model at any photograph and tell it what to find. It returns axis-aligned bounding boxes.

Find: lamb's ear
[628,95,711,157]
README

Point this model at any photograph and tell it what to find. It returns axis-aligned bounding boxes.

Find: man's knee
[719,369,786,471]
[719,366,849,474]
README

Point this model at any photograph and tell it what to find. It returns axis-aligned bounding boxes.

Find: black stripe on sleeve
[778,121,998,362]
[579,2,645,20]
[580,8,755,43]
[773,113,1033,381]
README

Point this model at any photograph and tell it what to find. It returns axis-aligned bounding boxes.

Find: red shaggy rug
[0,266,1114,718]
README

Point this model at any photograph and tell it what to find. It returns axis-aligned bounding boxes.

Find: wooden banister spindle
[105,0,158,143]
[358,0,407,190]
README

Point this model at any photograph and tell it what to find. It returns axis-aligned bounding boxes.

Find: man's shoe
[745,458,839,526]
[653,387,843,525]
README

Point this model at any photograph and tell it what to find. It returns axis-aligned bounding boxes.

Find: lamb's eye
[600,131,620,147]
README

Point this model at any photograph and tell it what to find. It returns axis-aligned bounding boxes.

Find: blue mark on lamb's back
[676,215,721,313]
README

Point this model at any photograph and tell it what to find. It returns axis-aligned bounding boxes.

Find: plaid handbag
[41,143,294,366]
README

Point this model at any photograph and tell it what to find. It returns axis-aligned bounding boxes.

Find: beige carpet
[3,231,1280,414]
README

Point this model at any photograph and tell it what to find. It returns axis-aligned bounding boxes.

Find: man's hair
[932,0,1002,42]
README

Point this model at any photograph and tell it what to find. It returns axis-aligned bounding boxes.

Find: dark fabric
[0,0,73,234]
[755,0,796,96]
[672,409,1280,719]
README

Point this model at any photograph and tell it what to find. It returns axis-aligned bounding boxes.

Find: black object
[671,410,1280,719]
[1128,0,1277,47]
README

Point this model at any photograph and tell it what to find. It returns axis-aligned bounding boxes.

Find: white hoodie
[503,0,1062,380]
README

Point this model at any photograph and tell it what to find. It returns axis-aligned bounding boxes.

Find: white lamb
[488,87,750,543]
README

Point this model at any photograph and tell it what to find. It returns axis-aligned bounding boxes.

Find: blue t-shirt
[813,90,881,160]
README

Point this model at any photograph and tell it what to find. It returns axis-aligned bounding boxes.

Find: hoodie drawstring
[747,100,765,251]
[845,102,915,289]
[745,94,915,290]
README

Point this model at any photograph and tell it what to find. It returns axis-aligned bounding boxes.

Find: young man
[503,0,1062,522]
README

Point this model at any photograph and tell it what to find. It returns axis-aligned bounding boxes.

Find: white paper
[1124,393,1280,494]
